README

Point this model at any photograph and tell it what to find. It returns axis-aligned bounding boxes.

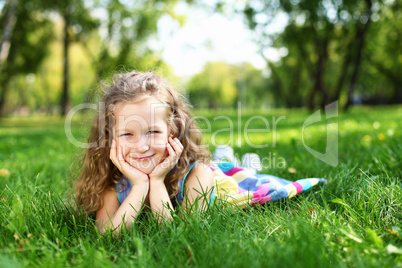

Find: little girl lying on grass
[74,71,325,233]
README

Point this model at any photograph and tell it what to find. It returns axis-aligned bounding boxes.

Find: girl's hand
[149,137,183,182]
[110,139,149,186]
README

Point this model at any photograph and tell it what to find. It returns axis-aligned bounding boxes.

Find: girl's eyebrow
[145,125,163,131]
[148,124,162,128]
[116,124,162,132]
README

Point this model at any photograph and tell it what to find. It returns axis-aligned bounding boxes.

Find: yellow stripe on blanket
[216,190,253,208]
[213,171,253,208]
[212,171,238,192]
[284,183,298,199]
[231,170,253,183]
[269,178,284,189]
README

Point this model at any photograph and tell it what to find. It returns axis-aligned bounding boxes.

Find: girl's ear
[174,117,183,127]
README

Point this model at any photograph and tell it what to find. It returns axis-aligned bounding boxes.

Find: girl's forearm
[100,183,148,232]
[149,180,174,221]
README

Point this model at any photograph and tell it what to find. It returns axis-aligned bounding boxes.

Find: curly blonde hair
[75,71,211,215]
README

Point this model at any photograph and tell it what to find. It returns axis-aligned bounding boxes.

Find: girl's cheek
[162,148,169,160]
[117,139,130,155]
[152,135,169,149]
[121,136,140,149]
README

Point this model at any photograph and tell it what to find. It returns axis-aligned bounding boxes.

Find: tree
[0,0,185,116]
[0,0,54,115]
[0,0,17,75]
[187,62,237,109]
[240,0,381,109]
[0,0,98,115]
[344,0,373,110]
[236,62,271,108]
[81,0,183,103]
[0,0,18,115]
[39,0,99,115]
[364,0,402,104]
[187,62,268,109]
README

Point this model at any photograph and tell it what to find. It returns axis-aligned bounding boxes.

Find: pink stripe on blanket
[252,195,271,205]
[250,185,270,204]
[238,187,247,194]
[293,181,304,194]
[253,185,270,199]
[222,167,244,176]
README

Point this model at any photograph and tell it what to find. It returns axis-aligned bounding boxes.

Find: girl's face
[113,96,170,174]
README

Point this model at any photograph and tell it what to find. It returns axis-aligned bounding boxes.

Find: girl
[75,71,215,232]
[75,70,326,233]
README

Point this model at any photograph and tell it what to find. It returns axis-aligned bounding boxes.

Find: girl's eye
[120,133,132,137]
[147,130,158,135]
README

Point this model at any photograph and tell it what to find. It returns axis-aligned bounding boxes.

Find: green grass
[0,106,401,267]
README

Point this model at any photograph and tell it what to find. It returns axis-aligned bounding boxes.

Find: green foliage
[187,62,269,109]
[0,0,182,115]
[364,1,402,103]
[1,0,401,115]
[187,62,238,108]
[6,195,27,234]
[0,0,54,88]
[0,106,401,266]
[239,0,402,108]
[84,0,181,81]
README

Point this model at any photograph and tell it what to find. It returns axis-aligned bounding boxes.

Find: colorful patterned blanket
[211,162,326,209]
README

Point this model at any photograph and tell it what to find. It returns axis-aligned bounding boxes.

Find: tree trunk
[0,0,18,115]
[309,36,329,110]
[332,51,352,102]
[289,60,302,107]
[267,61,286,107]
[0,79,10,115]
[308,75,319,110]
[0,0,18,75]
[60,3,71,116]
[344,0,372,110]
[82,47,109,103]
[367,56,402,104]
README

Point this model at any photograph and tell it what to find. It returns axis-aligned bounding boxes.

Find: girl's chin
[127,158,158,173]
[130,160,160,174]
[138,168,153,175]
[133,165,155,175]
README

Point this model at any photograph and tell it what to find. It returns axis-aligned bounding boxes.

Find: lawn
[0,106,401,267]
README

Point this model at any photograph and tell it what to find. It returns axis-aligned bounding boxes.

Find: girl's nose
[133,136,150,153]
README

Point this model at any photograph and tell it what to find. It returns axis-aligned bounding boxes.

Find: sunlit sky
[150,3,288,77]
[88,1,289,78]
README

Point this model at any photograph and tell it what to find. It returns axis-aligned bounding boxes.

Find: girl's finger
[166,144,180,168]
[117,145,125,163]
[177,140,184,152]
[167,142,176,157]
[109,139,114,159]
[170,137,183,155]
[117,145,132,171]
[109,140,121,169]
[172,137,183,149]
[169,137,180,151]
[109,139,116,158]
[175,138,184,149]
[171,141,182,160]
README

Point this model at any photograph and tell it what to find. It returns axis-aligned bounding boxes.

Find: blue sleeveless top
[115,162,214,209]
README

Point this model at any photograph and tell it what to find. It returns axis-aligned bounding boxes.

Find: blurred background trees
[0,0,180,115]
[0,0,400,116]
[187,62,269,109]
[240,0,401,110]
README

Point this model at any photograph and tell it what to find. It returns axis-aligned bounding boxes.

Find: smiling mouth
[132,154,155,161]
